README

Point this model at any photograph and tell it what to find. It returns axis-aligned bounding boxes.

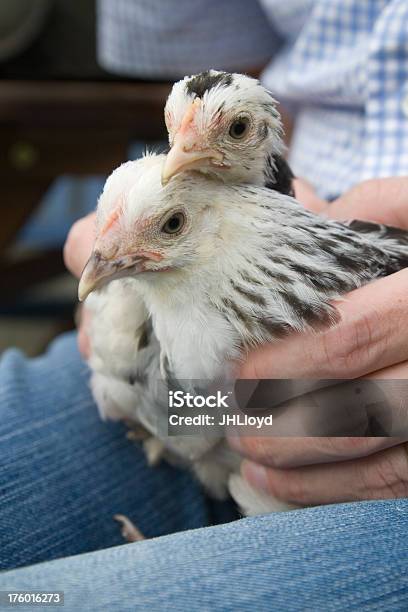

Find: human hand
[63,212,96,358]
[232,177,408,505]
[295,175,408,225]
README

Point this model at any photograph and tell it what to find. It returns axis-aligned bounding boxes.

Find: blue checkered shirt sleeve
[261,0,408,198]
[97,0,280,79]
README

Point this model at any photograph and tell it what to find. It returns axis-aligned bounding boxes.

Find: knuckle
[241,346,272,379]
[374,449,408,498]
[357,179,382,200]
[279,472,308,504]
[360,448,408,499]
[240,355,261,379]
[238,437,279,466]
[319,310,386,377]
[62,242,73,273]
[63,220,82,270]
[67,218,83,245]
[326,437,376,455]
[350,179,382,206]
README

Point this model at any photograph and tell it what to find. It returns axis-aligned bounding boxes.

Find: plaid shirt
[97,0,408,199]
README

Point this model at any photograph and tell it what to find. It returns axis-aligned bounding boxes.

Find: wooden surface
[0,80,171,134]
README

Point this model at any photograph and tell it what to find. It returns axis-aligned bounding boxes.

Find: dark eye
[229,117,250,139]
[161,212,185,235]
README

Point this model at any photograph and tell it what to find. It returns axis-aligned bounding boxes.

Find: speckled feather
[86,155,408,515]
[165,70,294,194]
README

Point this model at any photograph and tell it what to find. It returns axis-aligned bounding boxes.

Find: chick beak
[161,139,224,185]
[78,251,145,301]
[162,98,225,184]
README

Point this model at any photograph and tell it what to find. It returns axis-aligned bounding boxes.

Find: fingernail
[242,460,269,492]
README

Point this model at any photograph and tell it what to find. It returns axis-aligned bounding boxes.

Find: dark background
[0,0,169,354]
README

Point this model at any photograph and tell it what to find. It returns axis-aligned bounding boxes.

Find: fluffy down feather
[83,155,408,514]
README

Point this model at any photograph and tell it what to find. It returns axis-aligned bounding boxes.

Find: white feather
[86,154,407,517]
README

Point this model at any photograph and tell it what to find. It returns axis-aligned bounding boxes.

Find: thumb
[293,178,328,214]
[328,177,408,227]
[64,212,96,279]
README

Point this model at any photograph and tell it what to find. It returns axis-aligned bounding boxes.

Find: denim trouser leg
[0,499,408,611]
[0,333,236,570]
[1,332,407,611]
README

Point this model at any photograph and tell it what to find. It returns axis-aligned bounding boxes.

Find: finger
[229,376,408,458]
[328,177,408,227]
[242,443,408,505]
[232,376,402,435]
[240,268,408,380]
[77,307,92,359]
[63,212,97,278]
[366,360,408,379]
[293,178,328,214]
[229,435,399,468]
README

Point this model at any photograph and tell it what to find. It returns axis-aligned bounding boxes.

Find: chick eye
[229,117,250,139]
[161,212,185,235]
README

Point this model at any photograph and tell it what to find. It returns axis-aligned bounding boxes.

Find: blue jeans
[0,333,407,611]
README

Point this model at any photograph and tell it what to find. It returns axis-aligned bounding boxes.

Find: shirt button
[403,95,408,117]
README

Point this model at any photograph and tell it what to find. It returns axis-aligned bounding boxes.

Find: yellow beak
[161,139,224,185]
